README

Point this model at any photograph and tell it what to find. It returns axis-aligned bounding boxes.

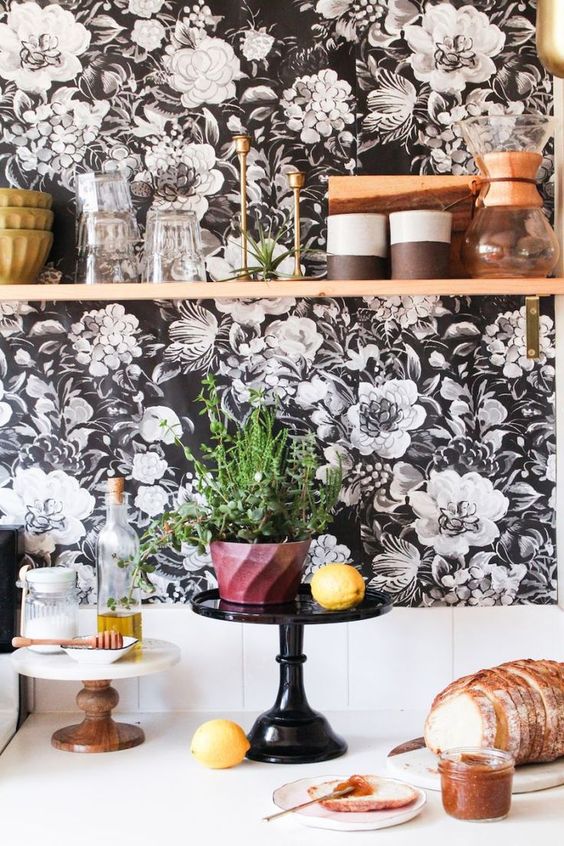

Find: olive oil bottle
[96,477,142,646]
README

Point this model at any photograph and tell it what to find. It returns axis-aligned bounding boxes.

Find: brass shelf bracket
[525,295,540,359]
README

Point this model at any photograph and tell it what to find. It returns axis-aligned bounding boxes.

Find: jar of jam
[438,748,514,822]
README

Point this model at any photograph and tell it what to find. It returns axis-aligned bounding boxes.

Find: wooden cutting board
[387,738,564,794]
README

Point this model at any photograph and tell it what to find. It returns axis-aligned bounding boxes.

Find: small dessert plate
[62,637,138,665]
[271,774,426,831]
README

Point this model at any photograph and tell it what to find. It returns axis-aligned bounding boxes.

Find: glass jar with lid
[19,566,79,653]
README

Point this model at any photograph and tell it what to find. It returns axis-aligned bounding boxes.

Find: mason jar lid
[26,567,76,592]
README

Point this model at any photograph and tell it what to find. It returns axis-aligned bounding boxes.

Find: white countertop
[0,710,562,845]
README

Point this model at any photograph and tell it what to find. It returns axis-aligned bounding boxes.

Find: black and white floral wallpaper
[0,1,557,605]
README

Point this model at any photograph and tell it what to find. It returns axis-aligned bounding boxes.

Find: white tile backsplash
[30,603,564,714]
[348,608,453,712]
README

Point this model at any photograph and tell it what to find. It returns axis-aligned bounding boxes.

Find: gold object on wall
[232,134,251,278]
[288,171,306,278]
[525,295,540,360]
[536,0,564,77]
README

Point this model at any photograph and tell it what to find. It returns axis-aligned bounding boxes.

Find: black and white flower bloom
[304,533,353,579]
[69,304,143,378]
[168,34,242,108]
[485,307,555,378]
[132,18,167,51]
[144,139,224,216]
[410,470,509,557]
[0,468,95,555]
[265,316,324,361]
[348,379,426,459]
[134,484,169,517]
[281,68,355,144]
[405,3,505,94]
[139,407,182,444]
[431,552,527,607]
[128,0,165,18]
[240,28,274,61]
[131,452,168,484]
[0,2,90,93]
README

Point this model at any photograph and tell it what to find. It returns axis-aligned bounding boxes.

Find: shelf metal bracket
[525,295,540,359]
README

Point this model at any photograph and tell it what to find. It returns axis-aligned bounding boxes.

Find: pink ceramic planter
[210,539,312,605]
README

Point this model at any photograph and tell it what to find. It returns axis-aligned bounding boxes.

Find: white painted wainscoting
[30,603,564,715]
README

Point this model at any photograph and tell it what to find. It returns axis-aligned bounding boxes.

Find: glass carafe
[459,115,559,278]
[96,478,142,643]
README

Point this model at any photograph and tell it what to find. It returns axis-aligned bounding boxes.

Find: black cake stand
[191,584,392,764]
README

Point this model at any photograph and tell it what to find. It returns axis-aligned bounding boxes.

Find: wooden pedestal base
[51,680,145,753]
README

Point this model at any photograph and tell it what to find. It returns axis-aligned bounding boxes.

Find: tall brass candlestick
[288,171,306,278]
[233,134,251,277]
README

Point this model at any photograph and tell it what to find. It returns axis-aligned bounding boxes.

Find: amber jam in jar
[438,748,514,822]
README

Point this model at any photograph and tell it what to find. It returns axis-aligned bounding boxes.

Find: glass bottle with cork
[96,477,142,642]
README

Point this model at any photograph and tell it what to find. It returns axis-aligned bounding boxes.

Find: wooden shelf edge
[0,279,563,301]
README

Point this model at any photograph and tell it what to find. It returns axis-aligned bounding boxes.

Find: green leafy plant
[128,375,342,593]
[223,222,303,281]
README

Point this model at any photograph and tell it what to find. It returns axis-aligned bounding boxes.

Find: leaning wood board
[386,738,564,794]
[328,175,477,278]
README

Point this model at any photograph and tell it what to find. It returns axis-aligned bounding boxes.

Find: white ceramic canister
[327,213,388,280]
[389,210,453,280]
[21,567,79,653]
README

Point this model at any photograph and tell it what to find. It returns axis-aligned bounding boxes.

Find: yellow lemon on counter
[310,563,366,611]
[191,719,250,769]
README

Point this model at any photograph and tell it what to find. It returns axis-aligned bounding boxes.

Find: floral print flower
[135,484,169,516]
[405,4,505,94]
[144,139,223,217]
[348,379,426,458]
[132,452,168,484]
[316,0,417,45]
[0,468,95,555]
[266,316,323,361]
[69,304,142,378]
[139,406,182,444]
[0,2,90,93]
[132,19,166,51]
[169,36,241,108]
[430,552,526,606]
[215,297,295,327]
[304,533,353,579]
[128,0,164,17]
[282,68,355,144]
[410,470,509,557]
[485,307,555,378]
[363,295,444,329]
[241,28,274,61]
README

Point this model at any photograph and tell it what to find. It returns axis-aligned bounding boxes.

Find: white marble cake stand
[12,638,180,753]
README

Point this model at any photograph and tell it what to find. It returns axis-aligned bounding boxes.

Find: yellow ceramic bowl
[0,188,53,210]
[0,229,54,284]
[0,207,54,231]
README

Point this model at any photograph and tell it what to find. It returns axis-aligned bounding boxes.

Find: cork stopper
[107,476,124,504]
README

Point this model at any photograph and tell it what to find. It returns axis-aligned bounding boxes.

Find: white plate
[62,637,138,664]
[387,745,564,794]
[271,775,426,831]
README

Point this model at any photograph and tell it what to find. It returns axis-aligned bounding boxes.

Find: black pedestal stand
[191,585,392,765]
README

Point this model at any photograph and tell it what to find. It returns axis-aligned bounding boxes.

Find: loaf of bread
[424,659,564,764]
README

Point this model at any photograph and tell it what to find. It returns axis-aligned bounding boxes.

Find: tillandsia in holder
[222,221,307,281]
[128,375,342,604]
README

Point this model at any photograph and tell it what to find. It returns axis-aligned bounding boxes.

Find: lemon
[310,563,366,610]
[191,719,250,769]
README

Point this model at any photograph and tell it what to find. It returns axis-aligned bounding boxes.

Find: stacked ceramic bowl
[0,188,54,284]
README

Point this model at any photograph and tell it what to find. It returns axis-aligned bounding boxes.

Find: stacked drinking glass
[75,173,139,284]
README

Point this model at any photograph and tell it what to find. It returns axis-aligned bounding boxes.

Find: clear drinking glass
[76,211,139,284]
[143,208,206,282]
[76,172,135,216]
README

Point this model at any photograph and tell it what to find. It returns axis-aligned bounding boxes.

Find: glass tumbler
[76,211,139,284]
[143,209,206,282]
[76,172,135,216]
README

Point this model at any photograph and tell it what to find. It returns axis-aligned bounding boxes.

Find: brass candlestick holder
[233,134,251,278]
[288,171,306,278]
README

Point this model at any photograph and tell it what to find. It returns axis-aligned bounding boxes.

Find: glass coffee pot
[459,115,559,278]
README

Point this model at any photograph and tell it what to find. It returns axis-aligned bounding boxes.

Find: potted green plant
[130,376,341,605]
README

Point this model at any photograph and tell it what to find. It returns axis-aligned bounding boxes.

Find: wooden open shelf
[0,279,562,301]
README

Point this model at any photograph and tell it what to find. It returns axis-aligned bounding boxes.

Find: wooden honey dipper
[13,631,125,650]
